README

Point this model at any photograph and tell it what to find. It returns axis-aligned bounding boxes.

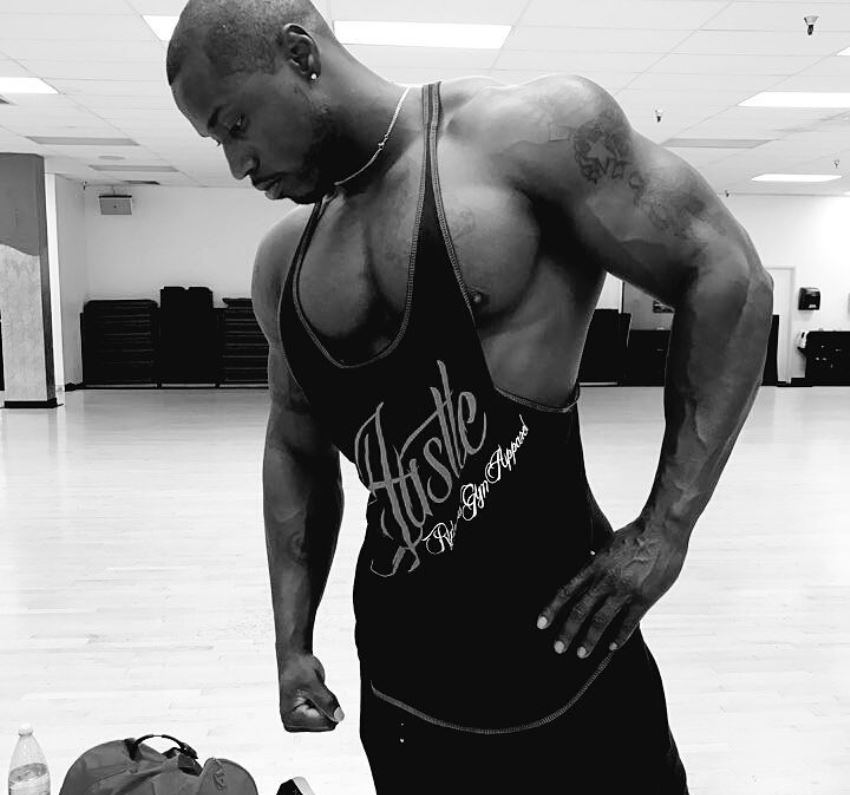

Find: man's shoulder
[439,73,620,198]
[250,205,313,348]
[441,73,613,150]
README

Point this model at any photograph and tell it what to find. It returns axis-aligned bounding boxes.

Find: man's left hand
[536,521,687,659]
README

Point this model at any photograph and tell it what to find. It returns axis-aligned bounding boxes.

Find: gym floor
[1,385,847,794]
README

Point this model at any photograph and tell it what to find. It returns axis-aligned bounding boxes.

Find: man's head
[168,0,351,204]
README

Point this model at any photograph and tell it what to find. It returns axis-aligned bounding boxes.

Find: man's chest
[296,163,546,363]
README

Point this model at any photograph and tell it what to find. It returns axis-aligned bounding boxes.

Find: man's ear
[279,23,320,81]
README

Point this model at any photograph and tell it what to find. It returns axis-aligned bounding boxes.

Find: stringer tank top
[279,81,617,733]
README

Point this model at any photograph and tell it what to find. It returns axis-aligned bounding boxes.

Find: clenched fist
[278,651,345,733]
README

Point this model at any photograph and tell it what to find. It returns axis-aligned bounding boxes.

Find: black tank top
[279,82,617,732]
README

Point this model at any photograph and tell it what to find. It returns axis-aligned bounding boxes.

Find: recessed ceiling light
[333,20,511,49]
[752,174,841,183]
[741,92,850,108]
[144,15,178,41]
[0,77,56,94]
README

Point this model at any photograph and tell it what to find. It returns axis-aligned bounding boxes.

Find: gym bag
[57,733,259,795]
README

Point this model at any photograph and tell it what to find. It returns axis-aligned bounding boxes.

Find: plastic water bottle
[8,725,50,795]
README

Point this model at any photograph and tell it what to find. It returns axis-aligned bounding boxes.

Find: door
[766,267,793,384]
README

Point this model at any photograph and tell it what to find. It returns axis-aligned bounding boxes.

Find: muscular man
[167,1,773,792]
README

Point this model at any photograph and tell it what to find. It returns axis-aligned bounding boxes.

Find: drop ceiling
[1,0,850,195]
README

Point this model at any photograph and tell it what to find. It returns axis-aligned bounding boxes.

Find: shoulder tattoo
[570,108,710,240]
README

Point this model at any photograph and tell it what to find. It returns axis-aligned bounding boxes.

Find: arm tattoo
[571,109,710,240]
[287,528,309,564]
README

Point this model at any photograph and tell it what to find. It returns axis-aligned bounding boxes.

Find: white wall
[83,185,291,304]
[53,176,88,385]
[725,195,850,379]
[63,185,849,384]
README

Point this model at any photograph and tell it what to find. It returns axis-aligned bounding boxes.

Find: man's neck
[329,71,422,200]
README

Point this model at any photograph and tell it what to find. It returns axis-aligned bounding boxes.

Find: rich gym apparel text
[278,81,687,788]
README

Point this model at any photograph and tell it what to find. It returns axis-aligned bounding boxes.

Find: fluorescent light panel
[144,15,178,41]
[89,164,178,172]
[334,20,511,49]
[0,77,56,94]
[28,136,138,146]
[741,92,850,108]
[664,138,769,149]
[753,174,841,183]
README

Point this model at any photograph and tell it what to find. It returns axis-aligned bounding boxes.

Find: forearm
[263,444,343,658]
[638,253,773,547]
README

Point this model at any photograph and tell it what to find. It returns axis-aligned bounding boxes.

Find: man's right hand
[278,651,345,732]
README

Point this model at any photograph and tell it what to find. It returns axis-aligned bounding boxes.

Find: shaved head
[166,0,334,85]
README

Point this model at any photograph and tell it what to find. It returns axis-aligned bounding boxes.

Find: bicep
[251,219,339,464]
[570,128,755,306]
[501,76,760,307]
[265,344,338,463]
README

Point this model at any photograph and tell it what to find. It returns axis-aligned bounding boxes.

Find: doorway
[766,267,794,384]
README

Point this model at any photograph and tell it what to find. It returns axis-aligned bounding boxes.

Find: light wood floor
[1,386,848,795]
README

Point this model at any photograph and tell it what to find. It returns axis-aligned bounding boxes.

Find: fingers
[282,686,345,733]
[554,591,627,659]
[283,702,337,733]
[605,605,643,653]
[536,562,596,632]
[311,685,346,724]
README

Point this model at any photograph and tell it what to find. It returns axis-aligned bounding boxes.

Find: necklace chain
[333,86,412,188]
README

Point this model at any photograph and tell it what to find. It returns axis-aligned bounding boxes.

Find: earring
[310,72,318,81]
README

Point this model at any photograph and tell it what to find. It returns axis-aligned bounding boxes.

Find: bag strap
[124,734,198,761]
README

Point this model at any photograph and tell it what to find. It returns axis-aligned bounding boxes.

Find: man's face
[171,50,340,204]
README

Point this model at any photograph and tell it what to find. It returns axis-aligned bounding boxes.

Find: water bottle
[8,725,50,795]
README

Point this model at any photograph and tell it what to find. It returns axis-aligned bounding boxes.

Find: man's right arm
[251,212,346,731]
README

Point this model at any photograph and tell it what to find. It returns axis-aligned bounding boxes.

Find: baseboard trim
[3,398,60,409]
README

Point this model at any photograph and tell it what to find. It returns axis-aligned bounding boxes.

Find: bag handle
[125,734,198,760]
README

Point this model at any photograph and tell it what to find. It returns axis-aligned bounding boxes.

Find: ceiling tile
[0,39,165,61]
[0,59,30,78]
[19,60,166,82]
[670,147,736,167]
[0,0,134,12]
[346,45,498,70]
[128,0,332,22]
[493,50,658,72]
[78,95,177,111]
[630,72,780,92]
[504,26,690,53]
[376,66,486,84]
[792,55,850,76]
[126,0,198,12]
[456,69,639,92]
[49,79,171,97]
[651,53,821,74]
[705,2,850,32]
[0,14,155,41]
[674,30,850,56]
[521,0,727,29]
[616,87,759,108]
[770,73,850,91]
[331,0,529,24]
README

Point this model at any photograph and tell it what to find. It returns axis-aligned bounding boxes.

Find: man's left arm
[493,76,774,658]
